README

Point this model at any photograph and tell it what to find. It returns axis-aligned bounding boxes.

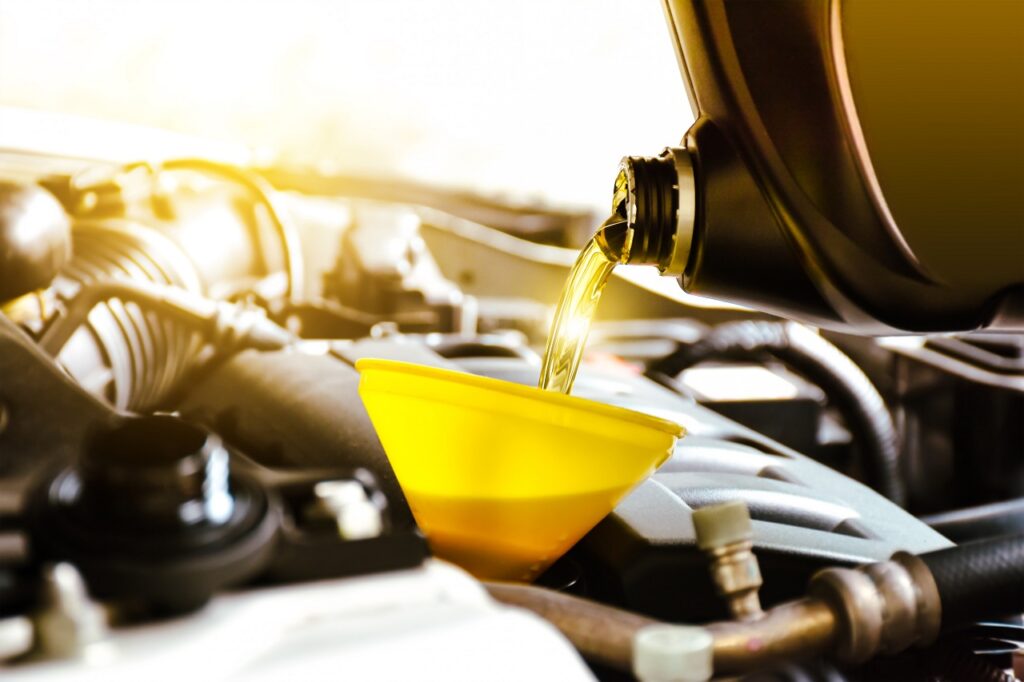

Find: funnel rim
[355,358,684,437]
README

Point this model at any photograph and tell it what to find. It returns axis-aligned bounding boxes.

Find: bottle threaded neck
[623,153,680,267]
[601,147,695,276]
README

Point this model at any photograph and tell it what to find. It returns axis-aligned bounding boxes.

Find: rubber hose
[920,533,1024,631]
[921,497,1024,543]
[852,642,1009,682]
[59,220,204,411]
[647,320,905,506]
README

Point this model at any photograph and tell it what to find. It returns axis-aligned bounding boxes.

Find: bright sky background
[0,0,693,211]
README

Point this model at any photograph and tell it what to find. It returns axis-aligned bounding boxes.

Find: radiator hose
[647,320,905,506]
[920,533,1024,630]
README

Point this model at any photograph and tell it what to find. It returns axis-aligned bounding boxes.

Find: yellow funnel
[356,359,683,581]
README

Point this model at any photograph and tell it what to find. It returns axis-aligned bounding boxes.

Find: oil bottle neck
[599,147,696,276]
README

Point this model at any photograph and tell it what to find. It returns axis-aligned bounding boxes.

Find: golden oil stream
[538,214,630,394]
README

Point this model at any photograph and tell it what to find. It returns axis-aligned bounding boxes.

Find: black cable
[647,320,905,506]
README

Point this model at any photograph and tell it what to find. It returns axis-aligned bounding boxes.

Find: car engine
[0,118,1021,680]
[1,2,1023,675]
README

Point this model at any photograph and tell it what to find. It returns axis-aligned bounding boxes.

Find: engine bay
[1,121,1023,680]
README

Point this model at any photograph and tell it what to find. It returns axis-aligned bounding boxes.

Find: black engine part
[178,348,417,529]
[649,320,904,506]
[0,314,115,478]
[921,533,1024,631]
[27,414,280,614]
[0,181,71,302]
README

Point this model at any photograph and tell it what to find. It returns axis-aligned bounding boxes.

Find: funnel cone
[357,359,683,581]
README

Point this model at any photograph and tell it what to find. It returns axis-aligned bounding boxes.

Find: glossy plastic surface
[356,358,682,580]
[661,0,1024,332]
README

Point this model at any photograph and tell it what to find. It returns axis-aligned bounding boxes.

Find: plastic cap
[633,624,714,682]
[337,499,383,540]
[313,480,383,540]
[0,617,33,661]
[314,480,368,512]
[692,500,753,550]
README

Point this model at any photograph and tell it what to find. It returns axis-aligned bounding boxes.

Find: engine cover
[453,356,951,622]
[175,336,951,624]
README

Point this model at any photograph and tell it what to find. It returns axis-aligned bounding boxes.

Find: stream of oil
[538,215,628,394]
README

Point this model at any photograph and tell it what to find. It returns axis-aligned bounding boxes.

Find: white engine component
[5,560,593,681]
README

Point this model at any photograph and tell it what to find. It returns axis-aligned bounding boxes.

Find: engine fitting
[691,500,764,621]
[486,506,1024,677]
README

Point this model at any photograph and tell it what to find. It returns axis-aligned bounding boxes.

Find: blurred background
[0,0,693,213]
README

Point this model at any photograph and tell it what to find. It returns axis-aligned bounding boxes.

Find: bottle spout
[605,147,696,277]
